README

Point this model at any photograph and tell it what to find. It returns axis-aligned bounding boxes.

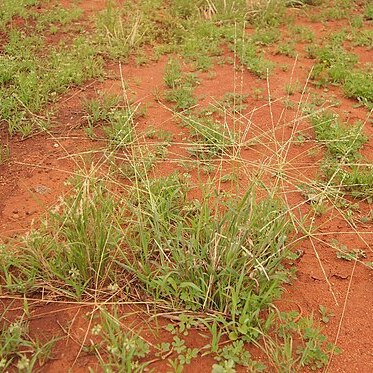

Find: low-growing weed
[276,41,297,57]
[93,307,151,372]
[364,3,373,20]
[343,70,373,108]
[0,32,103,135]
[165,87,196,111]
[164,58,183,88]
[262,310,340,371]
[289,25,315,43]
[251,28,280,46]
[331,239,367,261]
[319,305,334,324]
[183,115,238,158]
[0,0,38,30]
[218,92,248,113]
[310,111,367,160]
[310,44,358,86]
[236,40,275,78]
[84,94,136,147]
[0,307,55,371]
[84,94,121,127]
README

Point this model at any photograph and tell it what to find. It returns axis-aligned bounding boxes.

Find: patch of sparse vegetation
[183,115,238,158]
[3,0,367,371]
[236,40,275,78]
[0,306,55,371]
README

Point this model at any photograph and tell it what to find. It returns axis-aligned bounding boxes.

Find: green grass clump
[236,41,275,78]
[251,28,280,46]
[0,32,102,135]
[310,111,373,199]
[33,3,82,32]
[84,94,121,126]
[308,42,372,107]
[0,177,124,298]
[84,93,137,147]
[94,1,146,60]
[310,111,367,160]
[183,115,238,158]
[164,58,183,88]
[248,0,287,27]
[0,0,38,30]
[276,41,297,57]
[323,164,373,198]
[350,29,373,48]
[290,25,315,43]
[310,44,358,85]
[165,87,197,111]
[163,58,199,110]
[103,109,136,148]
[364,3,373,20]
[343,70,373,108]
[218,92,248,113]
[123,174,290,332]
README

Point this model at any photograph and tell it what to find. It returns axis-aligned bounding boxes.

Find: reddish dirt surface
[1,1,372,372]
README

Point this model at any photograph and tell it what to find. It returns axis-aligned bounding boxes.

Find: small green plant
[350,15,364,28]
[145,127,173,142]
[331,239,367,261]
[310,44,358,86]
[218,92,248,113]
[165,86,196,111]
[0,143,10,164]
[251,28,280,46]
[252,86,264,100]
[364,3,373,20]
[164,58,183,88]
[289,25,315,43]
[83,94,136,147]
[237,40,275,78]
[84,94,121,126]
[285,81,301,95]
[214,340,266,371]
[33,3,83,31]
[262,310,340,371]
[350,29,373,48]
[343,70,373,108]
[183,115,238,158]
[103,108,136,148]
[310,111,367,160]
[0,307,55,371]
[95,1,145,60]
[0,31,103,135]
[276,41,297,57]
[248,0,287,27]
[163,58,200,110]
[93,307,151,372]
[319,305,334,324]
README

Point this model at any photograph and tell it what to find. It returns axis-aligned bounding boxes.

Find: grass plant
[0,306,55,371]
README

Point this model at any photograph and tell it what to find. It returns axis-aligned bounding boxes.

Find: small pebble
[33,184,51,195]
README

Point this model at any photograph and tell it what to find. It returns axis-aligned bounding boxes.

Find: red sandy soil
[0,1,372,372]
